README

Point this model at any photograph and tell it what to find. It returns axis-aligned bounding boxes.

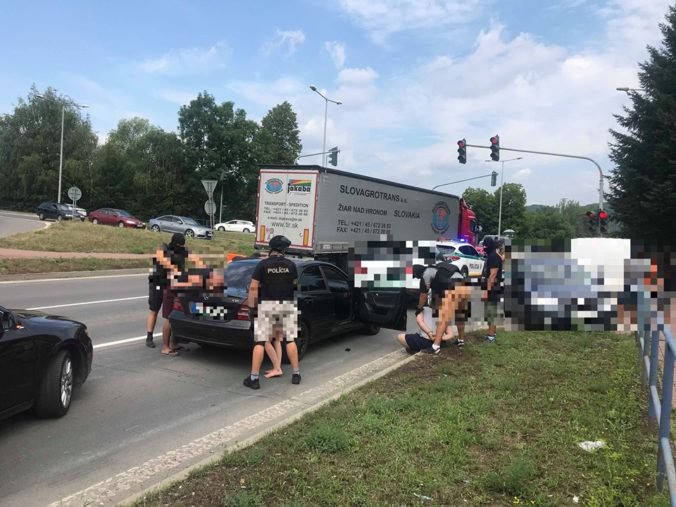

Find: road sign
[201,180,217,197]
[67,186,82,201]
[204,199,216,215]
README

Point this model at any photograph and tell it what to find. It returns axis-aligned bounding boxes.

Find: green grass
[1,221,257,255]
[131,331,670,507]
[0,258,152,275]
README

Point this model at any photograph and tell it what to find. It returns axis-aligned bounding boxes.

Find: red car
[88,208,145,228]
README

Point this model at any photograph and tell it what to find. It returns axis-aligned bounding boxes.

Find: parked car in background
[35,202,78,221]
[0,305,93,420]
[170,258,407,359]
[89,208,145,228]
[147,215,213,239]
[214,219,256,233]
[435,240,485,278]
[62,204,87,221]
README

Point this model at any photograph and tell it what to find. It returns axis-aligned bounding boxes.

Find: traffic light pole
[465,143,606,236]
[432,172,497,190]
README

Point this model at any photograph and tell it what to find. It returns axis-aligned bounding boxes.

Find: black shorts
[404,333,434,352]
[148,282,164,312]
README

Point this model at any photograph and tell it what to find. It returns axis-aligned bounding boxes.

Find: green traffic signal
[328,147,338,166]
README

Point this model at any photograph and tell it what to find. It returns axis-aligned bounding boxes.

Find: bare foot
[264,369,283,378]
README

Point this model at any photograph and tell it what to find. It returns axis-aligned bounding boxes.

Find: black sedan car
[0,306,93,421]
[170,259,408,359]
[35,201,82,221]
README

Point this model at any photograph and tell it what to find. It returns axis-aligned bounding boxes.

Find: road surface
[0,273,414,506]
[0,210,48,238]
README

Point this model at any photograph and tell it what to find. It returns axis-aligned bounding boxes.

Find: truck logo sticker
[265,178,284,194]
[288,179,312,193]
[431,202,450,234]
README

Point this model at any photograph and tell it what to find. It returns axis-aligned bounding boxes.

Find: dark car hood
[12,309,86,329]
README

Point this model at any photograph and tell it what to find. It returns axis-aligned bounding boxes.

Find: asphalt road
[0,273,414,506]
[0,210,48,238]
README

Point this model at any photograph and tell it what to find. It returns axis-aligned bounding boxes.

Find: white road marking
[0,273,147,285]
[93,333,161,350]
[28,295,146,310]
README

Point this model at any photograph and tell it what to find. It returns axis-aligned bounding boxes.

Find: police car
[435,240,485,278]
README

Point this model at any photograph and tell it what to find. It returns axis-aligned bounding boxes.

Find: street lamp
[309,85,342,166]
[616,87,644,95]
[35,93,88,203]
[485,156,523,237]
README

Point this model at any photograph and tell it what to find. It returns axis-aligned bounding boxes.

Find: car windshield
[224,262,257,298]
[181,217,199,226]
[57,204,70,211]
[436,245,457,261]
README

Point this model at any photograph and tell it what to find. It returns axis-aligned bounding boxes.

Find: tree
[521,208,576,240]
[0,86,97,209]
[463,187,496,235]
[607,5,676,238]
[257,101,302,164]
[495,183,527,235]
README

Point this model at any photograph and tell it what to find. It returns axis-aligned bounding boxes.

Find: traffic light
[490,135,500,161]
[457,138,466,164]
[490,171,497,186]
[598,209,608,234]
[328,147,338,166]
[586,210,596,234]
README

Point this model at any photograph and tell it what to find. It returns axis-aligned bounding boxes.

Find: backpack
[429,260,463,299]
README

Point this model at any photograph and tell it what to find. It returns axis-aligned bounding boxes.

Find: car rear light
[450,256,461,261]
[173,299,184,312]
[237,303,250,320]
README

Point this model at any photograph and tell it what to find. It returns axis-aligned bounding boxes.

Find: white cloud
[512,168,532,181]
[325,41,347,68]
[137,43,229,75]
[337,67,378,85]
[155,89,198,106]
[337,0,483,41]
[263,29,306,57]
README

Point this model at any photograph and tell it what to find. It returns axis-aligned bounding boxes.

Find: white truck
[253,165,480,269]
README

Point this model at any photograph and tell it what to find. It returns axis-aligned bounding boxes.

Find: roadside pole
[465,143,607,236]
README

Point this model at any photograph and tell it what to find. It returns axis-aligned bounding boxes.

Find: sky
[0,0,671,206]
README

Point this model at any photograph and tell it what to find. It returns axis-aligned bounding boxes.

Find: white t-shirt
[417,306,436,339]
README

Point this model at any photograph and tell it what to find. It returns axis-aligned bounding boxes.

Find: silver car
[147,215,213,240]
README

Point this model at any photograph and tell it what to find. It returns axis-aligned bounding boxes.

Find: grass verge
[2,221,256,255]
[132,331,669,507]
[0,258,152,275]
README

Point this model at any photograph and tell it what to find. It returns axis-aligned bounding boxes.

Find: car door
[47,203,59,219]
[105,209,117,225]
[459,245,484,277]
[160,215,175,233]
[320,265,354,328]
[355,287,407,331]
[297,265,334,339]
[0,309,36,414]
[225,220,237,232]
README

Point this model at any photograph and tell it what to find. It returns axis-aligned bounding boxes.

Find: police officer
[244,235,301,390]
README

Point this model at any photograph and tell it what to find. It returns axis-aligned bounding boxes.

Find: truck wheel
[35,350,73,418]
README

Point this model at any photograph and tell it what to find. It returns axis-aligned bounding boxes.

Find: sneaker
[145,338,156,349]
[485,335,496,343]
[456,339,465,347]
[243,376,260,390]
[292,373,301,385]
[422,346,441,355]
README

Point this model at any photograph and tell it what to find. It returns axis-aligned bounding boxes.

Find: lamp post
[309,85,342,166]
[486,156,523,237]
[35,93,88,203]
[616,87,644,95]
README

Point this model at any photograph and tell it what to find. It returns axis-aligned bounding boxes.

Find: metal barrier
[636,305,676,505]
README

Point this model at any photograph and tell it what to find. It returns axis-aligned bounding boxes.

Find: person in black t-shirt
[146,233,206,354]
[244,236,301,390]
[481,236,503,343]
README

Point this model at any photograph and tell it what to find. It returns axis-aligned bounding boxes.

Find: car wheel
[185,229,195,238]
[243,228,250,233]
[57,215,63,222]
[362,324,380,336]
[38,212,45,220]
[92,218,98,225]
[461,266,469,278]
[34,350,73,418]
[151,225,160,232]
[118,222,125,228]
[218,226,225,232]
[283,320,310,363]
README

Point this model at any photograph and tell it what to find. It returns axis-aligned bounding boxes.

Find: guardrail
[636,303,676,505]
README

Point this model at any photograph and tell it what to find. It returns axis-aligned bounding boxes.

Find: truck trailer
[254,165,480,268]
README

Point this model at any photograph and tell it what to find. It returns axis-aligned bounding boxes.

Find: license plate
[190,302,230,320]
